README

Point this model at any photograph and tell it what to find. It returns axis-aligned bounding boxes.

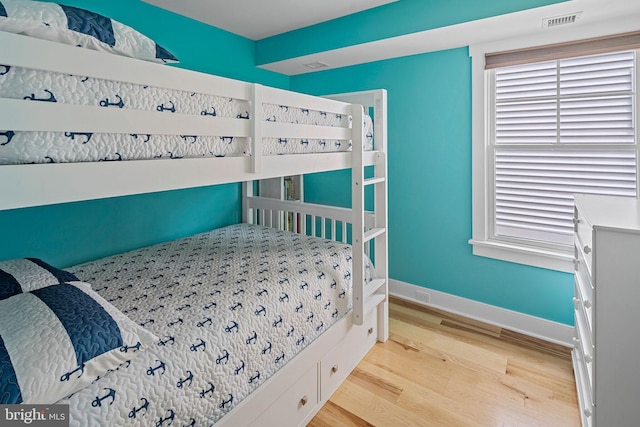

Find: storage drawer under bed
[249,364,319,427]
[320,308,377,401]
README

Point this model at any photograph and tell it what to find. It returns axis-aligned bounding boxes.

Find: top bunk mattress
[0,64,374,164]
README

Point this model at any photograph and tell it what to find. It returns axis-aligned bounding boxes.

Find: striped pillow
[0,281,156,404]
[0,0,178,64]
[0,258,78,300]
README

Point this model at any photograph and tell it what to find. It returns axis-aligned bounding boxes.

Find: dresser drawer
[574,289,594,395]
[572,347,594,427]
[573,269,593,339]
[250,364,319,427]
[574,207,593,274]
[320,309,377,401]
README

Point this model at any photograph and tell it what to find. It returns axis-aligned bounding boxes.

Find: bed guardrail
[0,31,379,211]
[245,194,387,331]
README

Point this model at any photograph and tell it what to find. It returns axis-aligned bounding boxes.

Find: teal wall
[0,185,241,268]
[292,49,574,325]
[0,0,287,268]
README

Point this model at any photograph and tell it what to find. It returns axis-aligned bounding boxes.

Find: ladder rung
[364,278,386,299]
[363,227,385,243]
[364,177,386,186]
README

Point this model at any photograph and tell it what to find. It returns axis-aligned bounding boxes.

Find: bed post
[251,84,263,173]
[351,105,366,326]
[351,98,388,334]
[242,181,254,225]
[374,90,389,343]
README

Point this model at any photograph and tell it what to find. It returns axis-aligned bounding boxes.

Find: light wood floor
[309,297,580,427]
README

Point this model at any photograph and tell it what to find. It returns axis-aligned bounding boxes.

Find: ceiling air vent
[303,61,329,70]
[542,12,582,28]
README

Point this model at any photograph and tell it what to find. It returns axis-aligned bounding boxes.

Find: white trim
[389,279,574,348]
[469,28,640,273]
[469,239,575,273]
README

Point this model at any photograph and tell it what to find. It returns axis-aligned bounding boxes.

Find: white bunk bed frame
[0,31,388,426]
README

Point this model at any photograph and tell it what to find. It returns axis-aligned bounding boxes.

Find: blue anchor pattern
[156,100,176,113]
[23,89,57,102]
[189,339,206,352]
[99,94,124,108]
[201,107,217,117]
[91,388,116,407]
[0,66,375,165]
[260,103,370,155]
[130,133,151,143]
[146,360,166,376]
[156,409,175,426]
[64,224,374,426]
[61,363,85,382]
[177,371,193,388]
[120,342,142,353]
[0,130,15,146]
[64,132,93,144]
[128,397,149,418]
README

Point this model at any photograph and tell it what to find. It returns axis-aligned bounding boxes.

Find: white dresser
[573,194,640,427]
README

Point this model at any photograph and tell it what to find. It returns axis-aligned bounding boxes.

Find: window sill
[468,239,575,273]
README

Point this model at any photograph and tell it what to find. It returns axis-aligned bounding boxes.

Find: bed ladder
[350,93,388,342]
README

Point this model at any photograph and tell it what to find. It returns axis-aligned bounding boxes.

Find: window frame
[469,34,640,273]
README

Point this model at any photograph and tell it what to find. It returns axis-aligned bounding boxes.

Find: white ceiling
[142,0,397,40]
[259,0,640,75]
[143,0,640,76]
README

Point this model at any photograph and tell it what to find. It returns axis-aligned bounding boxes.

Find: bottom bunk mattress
[63,223,373,426]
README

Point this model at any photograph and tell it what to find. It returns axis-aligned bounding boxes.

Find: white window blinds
[493,51,637,246]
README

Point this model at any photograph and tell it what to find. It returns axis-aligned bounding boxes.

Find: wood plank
[390,317,509,374]
[308,298,580,426]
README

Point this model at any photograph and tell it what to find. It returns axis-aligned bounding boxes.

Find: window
[470,33,639,272]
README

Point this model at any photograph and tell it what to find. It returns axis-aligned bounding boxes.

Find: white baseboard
[389,279,574,347]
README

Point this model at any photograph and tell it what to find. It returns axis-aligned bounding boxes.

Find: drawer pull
[368,327,374,335]
[583,299,592,309]
[331,365,339,374]
[585,354,593,364]
[583,245,592,254]
[584,407,592,417]
[300,396,308,406]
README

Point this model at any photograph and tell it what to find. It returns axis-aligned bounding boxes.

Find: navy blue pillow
[60,4,116,47]
[0,0,178,64]
[0,258,79,300]
[0,281,156,404]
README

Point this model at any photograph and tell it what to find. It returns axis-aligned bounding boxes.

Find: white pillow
[0,281,156,404]
[0,0,178,64]
[0,257,79,300]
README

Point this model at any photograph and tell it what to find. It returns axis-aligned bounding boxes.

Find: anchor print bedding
[62,224,373,426]
[0,64,373,164]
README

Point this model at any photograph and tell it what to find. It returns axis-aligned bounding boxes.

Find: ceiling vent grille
[543,12,582,28]
[303,61,329,69]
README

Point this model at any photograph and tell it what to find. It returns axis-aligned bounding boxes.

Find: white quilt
[63,224,372,426]
[0,64,373,164]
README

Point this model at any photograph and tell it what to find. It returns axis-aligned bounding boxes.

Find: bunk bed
[0,16,388,427]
